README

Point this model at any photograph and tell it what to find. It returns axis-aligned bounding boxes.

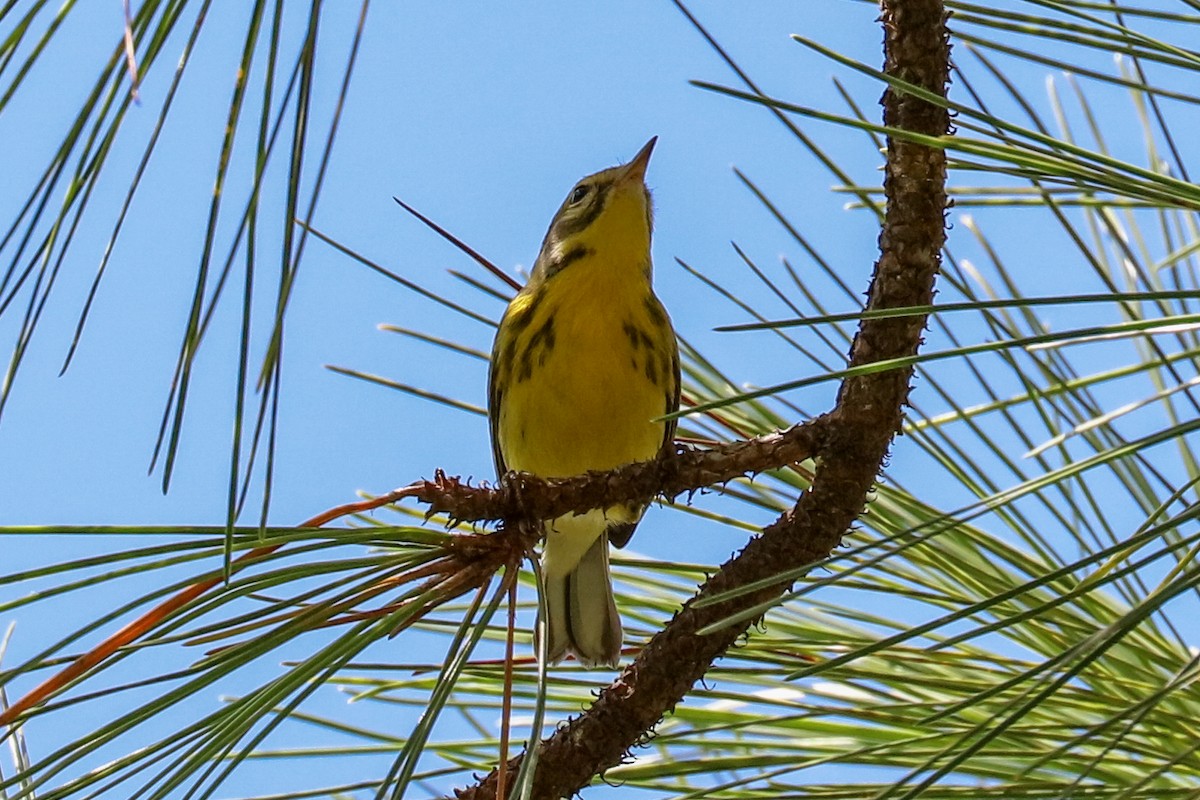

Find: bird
[488,138,680,668]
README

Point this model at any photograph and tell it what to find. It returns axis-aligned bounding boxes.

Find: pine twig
[454,0,950,796]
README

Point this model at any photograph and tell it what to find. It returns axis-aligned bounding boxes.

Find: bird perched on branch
[488,138,680,667]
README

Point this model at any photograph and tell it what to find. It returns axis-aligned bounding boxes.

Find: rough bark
[415,419,826,526]
[454,1,949,797]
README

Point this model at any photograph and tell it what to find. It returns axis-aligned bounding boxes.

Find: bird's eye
[568,185,590,205]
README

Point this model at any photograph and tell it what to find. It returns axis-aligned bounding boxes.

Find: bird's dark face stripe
[542,245,592,280]
[549,182,611,242]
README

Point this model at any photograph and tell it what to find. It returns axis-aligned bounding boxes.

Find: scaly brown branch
[419,417,827,525]
[453,0,950,796]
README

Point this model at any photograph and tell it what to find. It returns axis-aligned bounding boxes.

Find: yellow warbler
[488,138,680,667]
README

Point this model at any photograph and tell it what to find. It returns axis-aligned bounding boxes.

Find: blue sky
[0,5,891,795]
[1,2,884,526]
[1,1,1191,797]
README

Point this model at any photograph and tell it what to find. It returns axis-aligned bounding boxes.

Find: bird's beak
[619,136,657,184]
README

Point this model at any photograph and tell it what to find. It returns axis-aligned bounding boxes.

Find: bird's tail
[542,535,622,668]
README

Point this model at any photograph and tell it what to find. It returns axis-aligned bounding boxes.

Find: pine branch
[419,418,828,525]
[0,415,826,730]
[453,0,950,796]
[0,8,948,796]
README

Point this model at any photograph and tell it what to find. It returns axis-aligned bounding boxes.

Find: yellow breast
[495,260,674,479]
